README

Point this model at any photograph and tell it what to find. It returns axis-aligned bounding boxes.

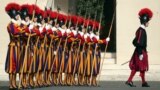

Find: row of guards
[4,0,114,89]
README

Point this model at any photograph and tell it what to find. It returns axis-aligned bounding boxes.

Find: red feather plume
[84,19,93,27]
[78,16,84,25]
[138,8,153,18]
[39,9,45,17]
[67,15,72,21]
[63,14,67,22]
[71,15,78,25]
[43,9,49,18]
[58,14,67,22]
[5,3,20,12]
[31,4,40,15]
[21,4,29,10]
[92,21,99,30]
[50,11,58,19]
[26,4,34,15]
[21,4,32,14]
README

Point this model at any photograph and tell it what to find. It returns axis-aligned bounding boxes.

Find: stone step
[101,58,116,64]
[101,53,116,58]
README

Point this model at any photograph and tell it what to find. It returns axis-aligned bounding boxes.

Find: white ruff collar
[140,25,146,29]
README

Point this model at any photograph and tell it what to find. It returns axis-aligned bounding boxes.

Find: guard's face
[34,17,37,22]
[15,14,20,20]
[25,16,29,22]
[62,25,66,29]
[41,19,45,24]
[96,32,99,35]
[145,22,149,27]
[70,27,74,30]
[56,24,59,28]
[82,28,86,33]
[49,20,53,24]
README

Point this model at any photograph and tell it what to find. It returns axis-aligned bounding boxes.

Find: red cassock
[129,27,148,71]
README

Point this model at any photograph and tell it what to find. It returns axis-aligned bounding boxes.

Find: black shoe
[12,86,18,90]
[142,82,150,87]
[9,87,15,90]
[28,85,35,89]
[125,81,136,87]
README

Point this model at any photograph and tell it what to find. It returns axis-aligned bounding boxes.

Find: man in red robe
[126,8,153,87]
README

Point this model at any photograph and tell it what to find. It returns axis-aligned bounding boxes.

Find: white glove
[106,37,110,42]
[61,29,66,35]
[54,51,57,55]
[52,27,57,32]
[21,20,26,25]
[45,24,50,30]
[79,31,84,36]
[139,54,143,61]
[37,23,42,27]
[66,29,71,34]
[90,33,95,39]
[84,34,88,39]
[95,35,99,40]
[39,27,43,33]
[73,30,77,36]
[29,24,34,30]
[58,27,65,35]
[31,52,34,56]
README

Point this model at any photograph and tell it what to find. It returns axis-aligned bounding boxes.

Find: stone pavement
[100,64,160,81]
[0,81,160,90]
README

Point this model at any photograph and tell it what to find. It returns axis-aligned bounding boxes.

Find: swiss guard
[5,3,21,89]
[126,8,153,87]
[4,1,111,89]
[19,4,34,88]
